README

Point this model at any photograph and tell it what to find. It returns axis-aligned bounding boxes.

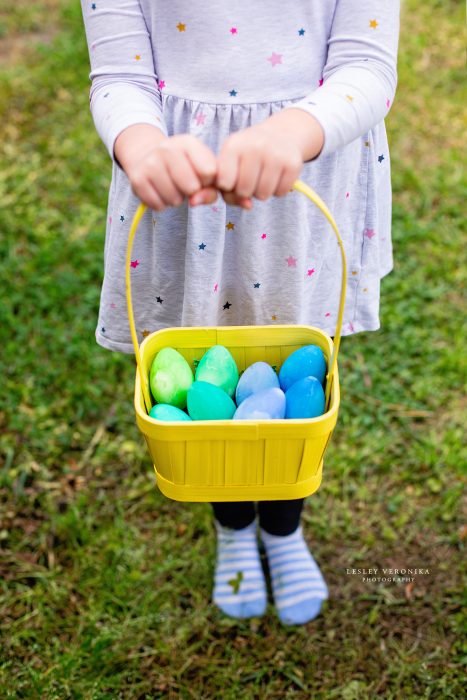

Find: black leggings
[211,498,304,536]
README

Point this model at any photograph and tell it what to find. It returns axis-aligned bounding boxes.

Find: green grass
[0,1,466,697]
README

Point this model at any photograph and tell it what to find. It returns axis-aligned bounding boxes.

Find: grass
[0,0,466,697]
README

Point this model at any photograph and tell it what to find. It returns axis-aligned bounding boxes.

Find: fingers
[189,186,219,206]
[221,192,253,209]
[216,139,239,193]
[183,136,218,188]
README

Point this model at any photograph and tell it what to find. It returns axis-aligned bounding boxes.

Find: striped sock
[260,525,328,625]
[213,519,267,619]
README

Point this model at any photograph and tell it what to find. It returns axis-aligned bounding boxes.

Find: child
[81,1,400,625]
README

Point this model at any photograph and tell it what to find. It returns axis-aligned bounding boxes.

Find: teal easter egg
[187,381,237,421]
[279,345,327,391]
[195,345,239,398]
[149,347,193,409]
[285,376,325,419]
[233,387,286,420]
[235,361,280,406]
[149,404,192,421]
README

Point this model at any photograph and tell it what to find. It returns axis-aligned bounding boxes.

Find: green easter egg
[195,345,239,398]
[149,404,192,421]
[187,381,237,421]
[149,347,194,409]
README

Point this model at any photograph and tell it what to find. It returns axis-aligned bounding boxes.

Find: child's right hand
[115,125,219,211]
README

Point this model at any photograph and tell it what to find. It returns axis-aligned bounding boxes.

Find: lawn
[0,1,465,698]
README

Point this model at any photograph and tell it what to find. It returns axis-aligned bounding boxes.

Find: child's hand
[215,109,325,206]
[115,125,219,211]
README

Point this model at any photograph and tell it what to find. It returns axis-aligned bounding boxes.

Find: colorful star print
[364,229,376,239]
[91,3,96,9]
[307,268,315,276]
[101,326,105,332]
[223,301,232,310]
[214,283,218,292]
[318,78,324,87]
[286,255,297,267]
[176,23,186,32]
[364,140,370,147]
[261,233,267,239]
[226,222,235,230]
[142,330,151,338]
[267,52,283,67]
[386,98,391,109]
[346,192,350,198]
[369,19,378,29]
[346,95,354,102]
[110,302,116,309]
[158,80,166,89]
[298,28,305,36]
[253,282,260,288]
[211,206,220,213]
[325,312,331,317]
[351,270,358,276]
[271,314,277,321]
[130,260,140,268]
[229,89,237,97]
[120,215,125,222]
[198,242,206,250]
[194,112,206,126]
[378,154,385,163]
[104,93,109,98]
[135,54,141,61]
[156,296,163,303]
[230,27,237,35]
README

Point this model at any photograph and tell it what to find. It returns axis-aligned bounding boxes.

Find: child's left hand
[189,109,324,209]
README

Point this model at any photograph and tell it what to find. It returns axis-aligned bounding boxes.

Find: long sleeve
[80,0,167,164]
[288,1,400,158]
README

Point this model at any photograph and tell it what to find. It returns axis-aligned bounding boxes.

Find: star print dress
[80,1,400,353]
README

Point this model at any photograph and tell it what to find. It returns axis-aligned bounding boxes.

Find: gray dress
[80,1,400,353]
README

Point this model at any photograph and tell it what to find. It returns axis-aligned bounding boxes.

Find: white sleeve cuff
[90,83,168,164]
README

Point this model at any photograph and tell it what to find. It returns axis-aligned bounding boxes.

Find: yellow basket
[126,180,347,502]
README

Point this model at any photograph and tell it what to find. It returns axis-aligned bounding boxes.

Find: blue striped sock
[260,525,328,625]
[213,519,267,619]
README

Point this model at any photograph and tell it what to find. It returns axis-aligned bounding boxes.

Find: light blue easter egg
[149,404,192,421]
[235,361,280,406]
[285,376,325,419]
[187,381,237,421]
[233,387,286,420]
[195,345,239,398]
[279,345,327,391]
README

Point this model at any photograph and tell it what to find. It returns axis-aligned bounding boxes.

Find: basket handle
[125,180,347,414]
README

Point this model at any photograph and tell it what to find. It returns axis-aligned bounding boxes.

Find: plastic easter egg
[195,345,239,398]
[149,347,193,409]
[149,404,192,421]
[235,361,280,406]
[285,376,325,419]
[279,345,327,391]
[187,381,237,421]
[233,387,286,420]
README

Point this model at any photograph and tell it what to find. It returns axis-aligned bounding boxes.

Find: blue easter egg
[187,381,237,421]
[149,404,192,421]
[233,387,286,420]
[285,376,325,419]
[235,361,279,406]
[279,345,327,391]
